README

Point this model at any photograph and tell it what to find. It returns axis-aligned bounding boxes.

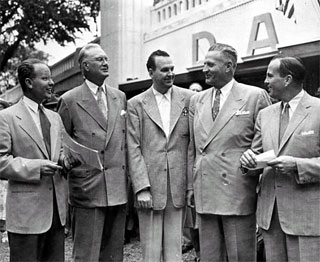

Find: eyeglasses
[86,57,109,63]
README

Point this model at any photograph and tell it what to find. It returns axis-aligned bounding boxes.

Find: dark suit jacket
[0,99,67,234]
[57,83,128,207]
[252,92,320,236]
[188,81,271,215]
[127,86,194,210]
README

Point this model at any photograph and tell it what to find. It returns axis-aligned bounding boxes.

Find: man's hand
[64,154,81,170]
[187,190,194,208]
[240,149,257,169]
[136,190,153,209]
[267,156,297,175]
[41,160,63,177]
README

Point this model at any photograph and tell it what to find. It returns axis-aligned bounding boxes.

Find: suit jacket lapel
[169,86,185,136]
[278,94,309,153]
[143,87,164,131]
[17,100,49,158]
[105,86,121,146]
[197,89,213,135]
[77,83,108,131]
[269,104,281,152]
[204,84,246,148]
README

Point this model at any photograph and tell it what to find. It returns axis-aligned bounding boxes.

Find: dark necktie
[39,105,51,158]
[279,102,290,144]
[97,86,108,120]
[212,89,221,122]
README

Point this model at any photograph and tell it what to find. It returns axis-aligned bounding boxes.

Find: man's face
[83,47,109,84]
[264,59,286,100]
[149,56,175,92]
[203,51,230,89]
[27,63,54,104]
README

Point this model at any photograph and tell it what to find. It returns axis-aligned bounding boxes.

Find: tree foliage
[0,0,100,72]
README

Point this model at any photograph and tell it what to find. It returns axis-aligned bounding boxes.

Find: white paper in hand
[248,150,276,170]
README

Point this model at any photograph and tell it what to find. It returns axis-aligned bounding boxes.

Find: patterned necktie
[97,86,108,120]
[279,102,290,144]
[212,89,221,122]
[38,105,51,158]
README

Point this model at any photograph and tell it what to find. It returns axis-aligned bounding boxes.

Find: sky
[36,15,101,66]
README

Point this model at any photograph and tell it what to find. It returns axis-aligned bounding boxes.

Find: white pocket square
[120,110,126,116]
[300,130,314,136]
[235,110,250,116]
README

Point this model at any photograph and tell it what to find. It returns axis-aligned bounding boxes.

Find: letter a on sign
[247,13,279,56]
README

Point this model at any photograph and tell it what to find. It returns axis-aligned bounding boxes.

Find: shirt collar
[23,96,40,113]
[152,86,172,102]
[86,79,106,95]
[217,79,234,96]
[286,89,304,113]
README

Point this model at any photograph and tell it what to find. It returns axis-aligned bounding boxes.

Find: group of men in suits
[0,41,319,262]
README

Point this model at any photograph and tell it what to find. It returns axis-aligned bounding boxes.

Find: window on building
[168,6,172,17]
[174,4,177,15]
[199,0,202,4]
[163,9,166,20]
[158,11,161,22]
[192,0,196,8]
[180,1,183,12]
[185,0,189,10]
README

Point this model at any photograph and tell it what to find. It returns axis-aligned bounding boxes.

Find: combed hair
[146,49,170,71]
[17,58,44,92]
[78,43,102,70]
[271,55,306,83]
[208,43,238,68]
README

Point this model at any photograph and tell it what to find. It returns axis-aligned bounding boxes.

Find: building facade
[100,0,320,98]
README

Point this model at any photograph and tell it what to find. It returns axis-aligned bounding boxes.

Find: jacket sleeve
[0,113,42,183]
[126,100,151,194]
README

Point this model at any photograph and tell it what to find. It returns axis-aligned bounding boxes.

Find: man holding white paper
[240,55,320,262]
[57,43,128,262]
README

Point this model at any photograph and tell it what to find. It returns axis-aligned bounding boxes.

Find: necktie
[39,105,51,158]
[212,89,221,122]
[159,95,170,137]
[97,86,108,120]
[279,102,290,144]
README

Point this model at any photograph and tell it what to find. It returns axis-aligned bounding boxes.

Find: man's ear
[285,75,293,86]
[148,68,153,78]
[25,78,33,89]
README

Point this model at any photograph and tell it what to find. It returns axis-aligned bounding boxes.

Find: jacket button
[101,150,104,154]
[222,173,227,178]
[221,153,225,157]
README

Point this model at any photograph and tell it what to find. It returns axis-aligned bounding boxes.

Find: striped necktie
[97,86,108,120]
[279,102,290,144]
[38,104,51,158]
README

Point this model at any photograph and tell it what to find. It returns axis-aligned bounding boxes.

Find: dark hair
[18,58,44,92]
[208,43,238,68]
[271,55,306,83]
[146,49,170,71]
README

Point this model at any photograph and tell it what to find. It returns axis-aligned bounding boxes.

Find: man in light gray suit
[127,50,194,262]
[187,43,271,261]
[58,43,128,262]
[241,55,320,262]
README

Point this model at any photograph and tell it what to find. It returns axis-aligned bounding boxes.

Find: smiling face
[264,59,287,101]
[26,63,54,104]
[203,50,232,89]
[82,46,109,86]
[149,55,175,93]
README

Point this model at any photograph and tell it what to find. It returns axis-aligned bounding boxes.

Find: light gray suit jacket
[127,86,194,210]
[252,92,320,236]
[57,83,128,207]
[0,99,67,234]
[188,81,271,215]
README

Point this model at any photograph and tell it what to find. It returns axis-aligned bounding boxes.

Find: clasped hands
[240,149,297,174]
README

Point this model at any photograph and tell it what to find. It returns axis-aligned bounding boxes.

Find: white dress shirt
[86,79,108,111]
[152,86,172,138]
[212,79,234,110]
[285,89,304,119]
[23,96,44,139]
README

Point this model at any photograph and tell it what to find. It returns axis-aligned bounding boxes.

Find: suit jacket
[188,81,271,215]
[57,83,127,207]
[0,99,67,234]
[127,85,194,210]
[251,92,320,236]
